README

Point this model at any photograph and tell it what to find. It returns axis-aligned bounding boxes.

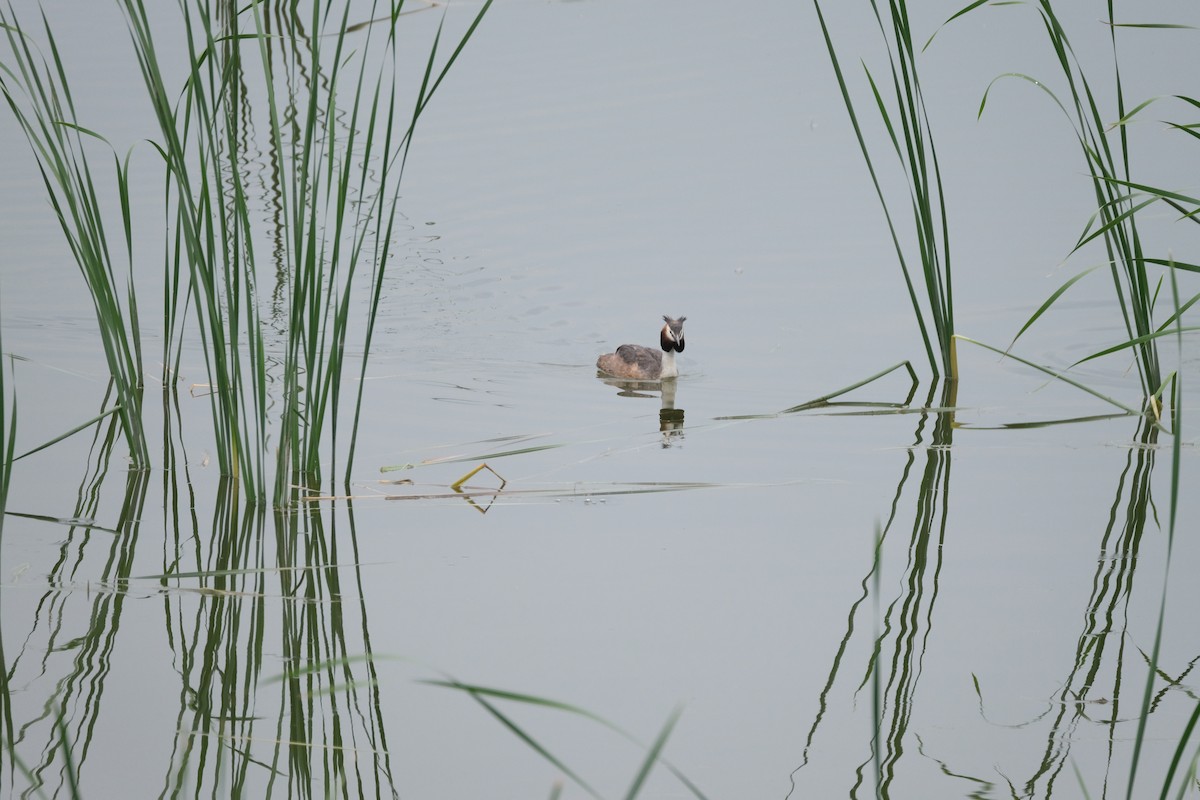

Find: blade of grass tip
[1143,258,1200,274]
[401,0,495,159]
[414,0,493,120]
[1074,207,1103,245]
[810,0,938,376]
[1152,371,1177,412]
[13,405,123,461]
[1007,265,1100,351]
[623,706,683,800]
[1151,274,1164,316]
[420,680,616,722]
[468,691,603,800]
[863,64,902,158]
[380,443,563,472]
[781,361,918,413]
[1072,758,1095,800]
[52,120,110,143]
[419,680,710,799]
[1172,94,1200,111]
[979,72,1071,121]
[1107,22,1196,30]
[1101,176,1200,208]
[1155,292,1200,333]
[1160,698,1200,796]
[421,677,603,796]
[1164,122,1200,146]
[1069,197,1157,256]
[1108,95,1160,129]
[922,0,992,52]
[1068,326,1200,370]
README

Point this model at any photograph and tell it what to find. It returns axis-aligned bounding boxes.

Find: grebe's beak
[660,325,685,353]
[660,315,686,352]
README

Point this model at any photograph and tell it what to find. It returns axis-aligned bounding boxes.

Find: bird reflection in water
[598,377,685,448]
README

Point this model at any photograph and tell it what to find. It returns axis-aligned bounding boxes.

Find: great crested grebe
[596,316,687,381]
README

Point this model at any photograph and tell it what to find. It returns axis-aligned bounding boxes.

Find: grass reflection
[0,325,16,791]
[787,388,1193,797]
[952,415,1176,797]
[156,486,395,794]
[0,386,398,796]
[3,403,145,798]
[789,380,955,798]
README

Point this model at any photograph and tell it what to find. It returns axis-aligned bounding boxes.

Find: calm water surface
[1,1,1198,797]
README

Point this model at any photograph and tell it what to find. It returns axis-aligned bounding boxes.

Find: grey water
[1,0,1199,797]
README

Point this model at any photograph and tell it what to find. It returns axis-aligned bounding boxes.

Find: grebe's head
[660,315,686,353]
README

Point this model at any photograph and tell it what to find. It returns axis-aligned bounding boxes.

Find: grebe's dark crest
[596,316,686,381]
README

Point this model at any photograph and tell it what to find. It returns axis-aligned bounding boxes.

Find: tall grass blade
[345,0,494,485]
[960,2,1175,402]
[0,8,148,466]
[106,0,492,504]
[811,0,951,377]
[12,404,122,462]
[1008,265,1101,350]
[954,335,1144,415]
[1106,22,1195,30]
[781,361,919,413]
[422,679,709,799]
[1068,326,1200,369]
[1143,258,1200,274]
[465,690,602,800]
[1160,703,1200,797]
[623,706,682,800]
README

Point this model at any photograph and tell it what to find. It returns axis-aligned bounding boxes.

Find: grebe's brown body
[596,316,686,381]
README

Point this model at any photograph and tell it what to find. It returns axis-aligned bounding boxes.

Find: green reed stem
[0,6,148,466]
[812,0,956,379]
[966,1,1165,405]
[4,1,492,502]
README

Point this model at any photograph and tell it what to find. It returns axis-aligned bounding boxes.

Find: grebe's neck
[659,349,679,379]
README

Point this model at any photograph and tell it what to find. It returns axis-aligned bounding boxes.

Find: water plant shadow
[786,394,1187,796]
[966,415,1179,797]
[1,406,148,797]
[0,383,399,796]
[787,378,954,797]
[0,326,17,791]
[151,494,397,796]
